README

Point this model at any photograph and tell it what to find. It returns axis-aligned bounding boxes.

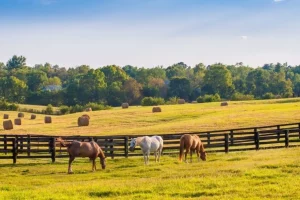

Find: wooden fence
[1,122,300,164]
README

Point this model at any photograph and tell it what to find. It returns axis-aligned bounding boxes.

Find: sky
[0,0,299,68]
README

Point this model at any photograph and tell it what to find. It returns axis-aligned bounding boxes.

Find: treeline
[0,55,299,107]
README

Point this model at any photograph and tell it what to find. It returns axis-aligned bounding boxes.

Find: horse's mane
[56,137,72,148]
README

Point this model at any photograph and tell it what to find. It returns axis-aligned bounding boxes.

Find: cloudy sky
[0,0,299,68]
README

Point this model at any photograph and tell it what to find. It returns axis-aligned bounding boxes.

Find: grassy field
[0,147,299,199]
[1,98,300,136]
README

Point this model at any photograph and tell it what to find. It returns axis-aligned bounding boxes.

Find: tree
[123,78,142,104]
[203,64,234,98]
[101,65,129,86]
[166,62,188,79]
[168,77,191,100]
[6,55,26,70]
[27,70,48,92]
[246,69,270,97]
[0,76,27,103]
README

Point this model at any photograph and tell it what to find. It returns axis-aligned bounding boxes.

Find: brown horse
[56,138,106,174]
[179,134,207,162]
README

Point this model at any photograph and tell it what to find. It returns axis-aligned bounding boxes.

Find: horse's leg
[143,152,147,165]
[92,159,96,172]
[154,150,157,162]
[196,145,200,162]
[147,150,150,164]
[185,148,189,163]
[68,156,75,174]
[190,150,193,163]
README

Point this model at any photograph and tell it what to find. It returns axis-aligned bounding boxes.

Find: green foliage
[85,102,111,111]
[262,92,275,99]
[0,99,19,111]
[231,93,255,101]
[197,94,221,103]
[141,97,165,106]
[59,105,70,115]
[45,104,54,114]
[166,96,179,105]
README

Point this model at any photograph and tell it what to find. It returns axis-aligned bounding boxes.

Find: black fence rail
[1,122,300,163]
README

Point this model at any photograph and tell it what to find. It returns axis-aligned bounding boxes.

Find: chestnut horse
[179,134,206,162]
[56,138,106,174]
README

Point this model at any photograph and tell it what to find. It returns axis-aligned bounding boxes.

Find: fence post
[4,135,7,155]
[254,131,260,150]
[110,139,114,159]
[277,125,280,142]
[298,123,300,139]
[50,137,56,163]
[207,132,211,145]
[230,130,234,145]
[27,135,31,157]
[20,136,24,154]
[224,134,229,153]
[12,138,17,164]
[124,137,129,158]
[284,130,289,148]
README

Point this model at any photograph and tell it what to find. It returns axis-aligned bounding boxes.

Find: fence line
[0,122,300,163]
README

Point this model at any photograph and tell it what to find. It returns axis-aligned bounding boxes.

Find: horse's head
[200,151,207,161]
[129,138,137,152]
[100,157,106,169]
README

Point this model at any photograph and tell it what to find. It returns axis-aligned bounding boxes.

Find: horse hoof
[68,171,74,174]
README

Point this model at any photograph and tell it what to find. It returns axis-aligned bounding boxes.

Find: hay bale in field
[44,116,52,123]
[31,114,36,120]
[191,101,197,104]
[14,118,21,125]
[178,99,185,104]
[85,107,92,112]
[3,120,13,130]
[81,114,90,120]
[221,102,228,106]
[3,114,9,119]
[121,103,129,109]
[78,116,89,126]
[152,107,162,113]
[18,113,24,118]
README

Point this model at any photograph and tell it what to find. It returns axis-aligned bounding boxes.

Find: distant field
[18,104,59,112]
[0,98,300,136]
[0,147,299,199]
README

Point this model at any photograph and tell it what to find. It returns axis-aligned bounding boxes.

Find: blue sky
[0,0,299,68]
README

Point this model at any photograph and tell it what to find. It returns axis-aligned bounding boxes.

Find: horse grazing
[179,134,206,163]
[129,136,163,165]
[56,138,106,174]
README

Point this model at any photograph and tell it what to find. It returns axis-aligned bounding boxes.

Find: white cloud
[274,0,285,2]
[241,36,248,40]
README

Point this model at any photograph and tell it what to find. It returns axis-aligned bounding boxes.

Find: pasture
[1,98,300,136]
[0,147,299,199]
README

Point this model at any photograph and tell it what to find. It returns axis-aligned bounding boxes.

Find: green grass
[1,98,300,136]
[0,147,299,199]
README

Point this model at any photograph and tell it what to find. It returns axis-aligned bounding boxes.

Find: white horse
[129,136,163,165]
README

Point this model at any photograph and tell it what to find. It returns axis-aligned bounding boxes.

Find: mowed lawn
[1,98,300,136]
[0,147,299,199]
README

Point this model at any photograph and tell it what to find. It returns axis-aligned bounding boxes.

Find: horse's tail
[179,136,185,161]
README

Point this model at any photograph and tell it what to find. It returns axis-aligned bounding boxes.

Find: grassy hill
[1,98,300,136]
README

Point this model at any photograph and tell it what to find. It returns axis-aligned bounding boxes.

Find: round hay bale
[81,114,90,120]
[3,120,13,130]
[191,101,197,104]
[178,99,185,104]
[121,103,129,109]
[152,107,162,113]
[221,102,228,106]
[3,114,9,119]
[44,116,52,123]
[14,118,22,125]
[18,113,24,118]
[31,114,36,120]
[85,107,92,112]
[78,116,89,126]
